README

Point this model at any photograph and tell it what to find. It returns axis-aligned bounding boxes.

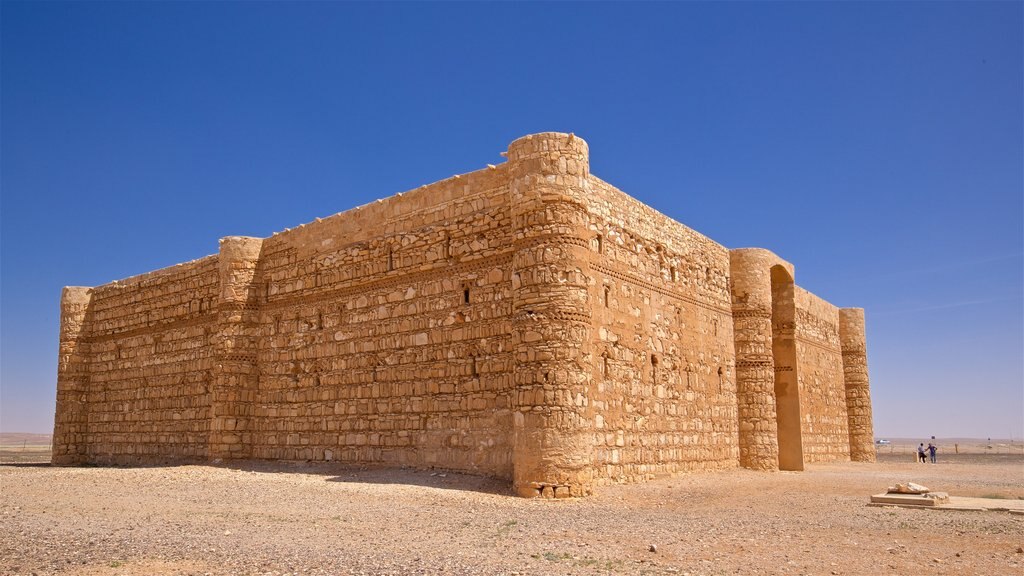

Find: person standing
[917,443,927,463]
[928,442,937,464]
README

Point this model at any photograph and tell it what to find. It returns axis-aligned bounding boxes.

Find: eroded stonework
[53,132,875,497]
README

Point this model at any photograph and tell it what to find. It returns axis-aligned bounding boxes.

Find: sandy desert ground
[1,449,1021,576]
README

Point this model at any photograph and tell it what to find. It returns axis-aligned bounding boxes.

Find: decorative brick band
[263,253,516,311]
[795,335,842,355]
[591,262,732,316]
[731,309,772,319]
[84,315,217,344]
[735,360,773,369]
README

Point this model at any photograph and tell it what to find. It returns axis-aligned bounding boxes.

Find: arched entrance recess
[770,265,803,471]
[729,248,805,471]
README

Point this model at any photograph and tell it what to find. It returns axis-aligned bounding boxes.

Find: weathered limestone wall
[52,287,94,464]
[586,177,738,485]
[53,131,875,494]
[251,164,516,476]
[793,287,850,462]
[63,257,220,464]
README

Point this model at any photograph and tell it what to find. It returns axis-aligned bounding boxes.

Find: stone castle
[54,132,875,497]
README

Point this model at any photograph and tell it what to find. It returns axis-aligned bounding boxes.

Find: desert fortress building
[54,133,874,497]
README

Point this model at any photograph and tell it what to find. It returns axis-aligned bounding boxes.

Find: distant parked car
[876,439,891,445]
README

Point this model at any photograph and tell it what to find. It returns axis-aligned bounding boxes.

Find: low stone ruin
[870,482,949,506]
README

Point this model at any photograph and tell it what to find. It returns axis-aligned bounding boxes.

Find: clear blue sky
[2,2,1021,440]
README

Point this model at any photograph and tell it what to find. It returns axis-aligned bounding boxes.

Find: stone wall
[793,287,850,462]
[248,165,516,476]
[52,287,93,464]
[53,131,875,495]
[586,177,738,485]
[54,257,220,464]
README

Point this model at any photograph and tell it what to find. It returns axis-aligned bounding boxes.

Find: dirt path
[1,454,1021,575]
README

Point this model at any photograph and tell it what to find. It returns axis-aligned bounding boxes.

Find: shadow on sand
[1,453,515,496]
[223,460,515,496]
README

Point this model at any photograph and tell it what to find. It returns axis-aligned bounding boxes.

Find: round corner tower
[839,308,875,462]
[506,132,595,498]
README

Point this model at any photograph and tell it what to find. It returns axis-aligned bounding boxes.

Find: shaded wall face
[53,287,92,464]
[250,169,516,477]
[771,267,802,471]
[793,288,850,462]
[74,258,220,464]
[586,178,739,484]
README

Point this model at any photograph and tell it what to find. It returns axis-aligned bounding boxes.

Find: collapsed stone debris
[872,482,950,507]
[53,132,875,497]
[889,482,930,494]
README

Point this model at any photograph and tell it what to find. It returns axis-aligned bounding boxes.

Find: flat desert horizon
[4,430,1019,457]
[3,432,1022,443]
[2,432,1023,465]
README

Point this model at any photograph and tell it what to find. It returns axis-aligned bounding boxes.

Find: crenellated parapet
[839,308,875,462]
[52,286,93,465]
[508,133,595,497]
[209,236,265,459]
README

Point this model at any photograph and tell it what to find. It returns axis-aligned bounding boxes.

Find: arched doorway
[770,265,803,471]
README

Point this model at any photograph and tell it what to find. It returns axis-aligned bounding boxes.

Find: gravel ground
[1,454,1021,576]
